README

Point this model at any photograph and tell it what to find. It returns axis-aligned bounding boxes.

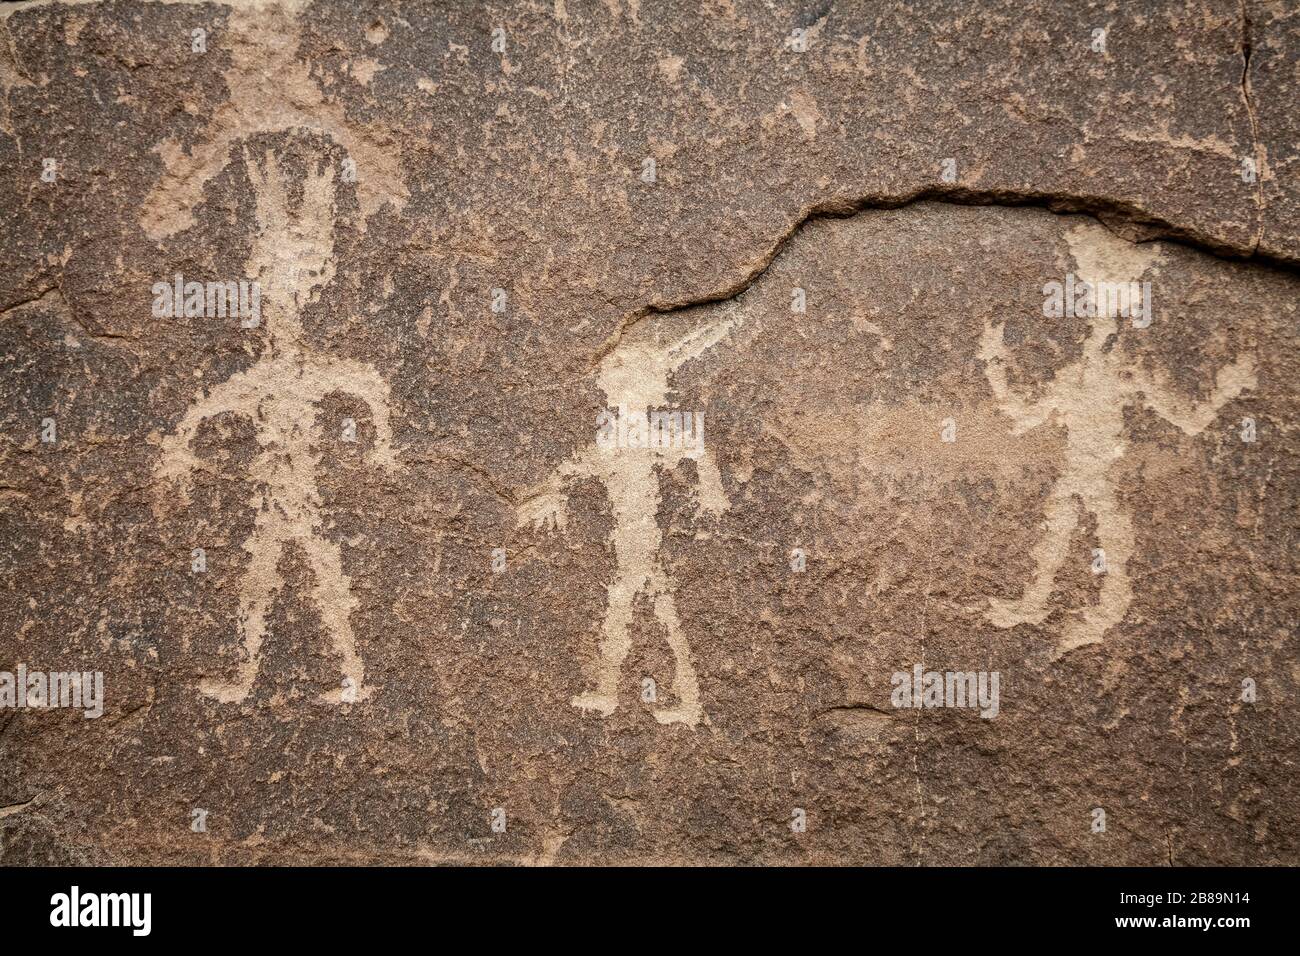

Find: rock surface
[0,0,1295,865]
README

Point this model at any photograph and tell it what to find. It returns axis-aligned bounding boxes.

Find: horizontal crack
[0,285,58,321]
[0,796,35,819]
[591,185,1295,370]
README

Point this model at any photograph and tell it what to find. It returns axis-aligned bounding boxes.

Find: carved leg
[1055,483,1135,659]
[987,483,1079,628]
[571,574,640,717]
[649,583,704,727]
[200,524,283,703]
[305,533,369,705]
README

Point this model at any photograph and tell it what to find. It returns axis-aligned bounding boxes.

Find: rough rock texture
[0,0,1296,865]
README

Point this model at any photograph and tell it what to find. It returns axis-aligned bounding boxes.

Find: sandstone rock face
[0,0,1295,865]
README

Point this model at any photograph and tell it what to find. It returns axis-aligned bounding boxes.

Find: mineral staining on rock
[0,0,1295,866]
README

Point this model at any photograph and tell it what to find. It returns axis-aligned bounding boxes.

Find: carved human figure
[517,317,742,725]
[157,150,400,704]
[981,223,1255,657]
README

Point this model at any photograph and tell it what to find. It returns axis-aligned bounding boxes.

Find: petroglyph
[981,223,1256,658]
[517,313,744,726]
[140,0,406,242]
[156,148,400,704]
